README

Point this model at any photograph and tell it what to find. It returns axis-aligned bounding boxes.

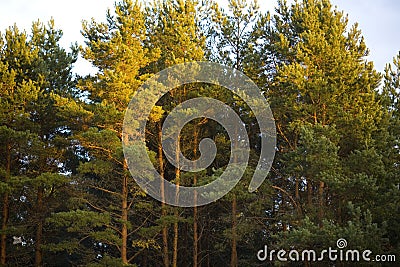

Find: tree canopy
[0,0,399,266]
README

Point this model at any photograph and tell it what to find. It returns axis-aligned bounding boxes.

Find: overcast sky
[0,0,399,75]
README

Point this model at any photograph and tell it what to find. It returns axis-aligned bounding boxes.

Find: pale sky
[0,0,399,75]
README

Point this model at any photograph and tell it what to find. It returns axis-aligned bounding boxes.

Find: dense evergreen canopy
[0,0,399,266]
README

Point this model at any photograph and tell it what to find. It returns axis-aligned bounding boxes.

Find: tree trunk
[172,137,180,267]
[158,122,169,267]
[193,202,198,267]
[1,143,11,265]
[230,195,238,267]
[35,187,44,267]
[172,209,179,267]
[193,128,199,267]
[161,210,169,266]
[121,160,129,264]
[230,125,238,267]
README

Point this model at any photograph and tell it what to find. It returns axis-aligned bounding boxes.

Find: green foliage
[0,18,78,266]
[1,0,399,266]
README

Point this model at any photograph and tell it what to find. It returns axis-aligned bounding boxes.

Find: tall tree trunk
[158,122,169,267]
[35,187,44,267]
[1,143,11,265]
[172,202,179,267]
[230,125,238,267]
[172,137,180,267]
[121,160,129,264]
[193,128,199,267]
[230,195,238,267]
[193,202,198,267]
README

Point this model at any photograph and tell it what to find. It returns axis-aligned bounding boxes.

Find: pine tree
[48,1,159,265]
[253,0,389,259]
[0,20,78,266]
[0,28,40,264]
[381,51,400,255]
